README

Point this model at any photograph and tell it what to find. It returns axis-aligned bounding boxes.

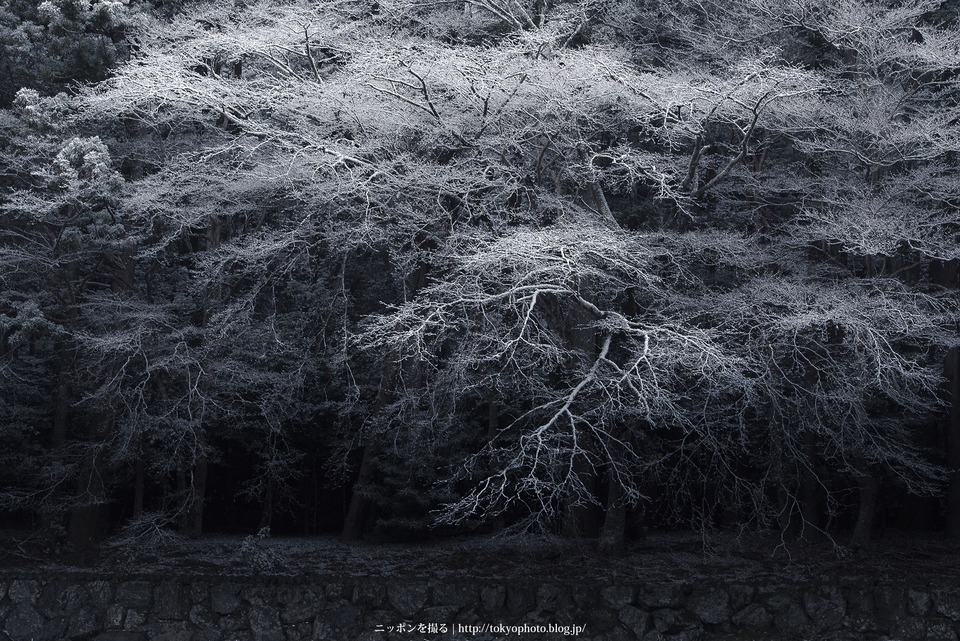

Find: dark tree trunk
[768,411,796,536]
[258,477,274,532]
[850,466,879,548]
[799,476,823,539]
[177,468,189,533]
[799,430,823,539]
[483,387,506,532]
[341,440,379,541]
[599,471,626,556]
[133,459,145,519]
[67,412,110,550]
[341,348,399,541]
[560,284,602,539]
[52,366,70,451]
[937,258,960,537]
[945,347,960,538]
[561,455,599,539]
[45,357,72,535]
[341,262,428,541]
[188,459,208,537]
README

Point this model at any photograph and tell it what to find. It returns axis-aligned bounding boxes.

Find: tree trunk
[937,260,960,537]
[341,347,399,541]
[188,459,208,537]
[599,471,626,556]
[45,357,72,535]
[799,429,823,540]
[341,439,379,541]
[799,475,823,540]
[52,365,70,450]
[259,476,274,532]
[560,283,602,538]
[341,260,428,541]
[133,458,145,519]
[177,468,189,533]
[768,410,796,536]
[850,467,879,548]
[561,454,599,539]
[483,387,506,533]
[945,347,960,538]
[67,412,110,550]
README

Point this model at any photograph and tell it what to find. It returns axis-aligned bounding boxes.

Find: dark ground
[1,530,958,584]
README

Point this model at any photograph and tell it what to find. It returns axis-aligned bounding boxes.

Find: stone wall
[2,573,959,641]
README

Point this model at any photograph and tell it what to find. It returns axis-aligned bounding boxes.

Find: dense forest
[1,0,959,556]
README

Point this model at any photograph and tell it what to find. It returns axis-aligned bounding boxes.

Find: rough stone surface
[249,605,284,641]
[323,583,348,601]
[421,605,459,624]
[219,611,247,631]
[8,579,40,604]
[312,619,335,641]
[639,584,686,609]
[190,582,208,605]
[803,590,845,631]
[286,621,311,641]
[846,588,877,632]
[244,584,273,607]
[352,583,386,608]
[281,589,323,625]
[189,603,216,627]
[602,585,635,609]
[432,583,477,609]
[38,615,68,641]
[505,584,536,615]
[756,584,792,600]
[42,582,85,615]
[536,583,568,612]
[0,574,956,641]
[589,607,619,631]
[908,589,932,617]
[322,600,357,630]
[68,608,100,638]
[4,603,45,638]
[936,589,960,622]
[123,608,146,630]
[106,603,125,628]
[687,587,729,625]
[928,618,960,641]
[652,608,700,634]
[874,585,907,626]
[480,585,506,612]
[141,620,194,641]
[117,581,153,608]
[573,584,599,610]
[891,616,926,641]
[773,601,813,640]
[210,583,242,615]
[727,585,755,612]
[386,583,428,617]
[619,604,649,636]
[88,581,115,610]
[154,580,186,619]
[94,633,149,641]
[731,603,773,630]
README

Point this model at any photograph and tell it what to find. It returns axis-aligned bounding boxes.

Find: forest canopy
[1,0,959,553]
